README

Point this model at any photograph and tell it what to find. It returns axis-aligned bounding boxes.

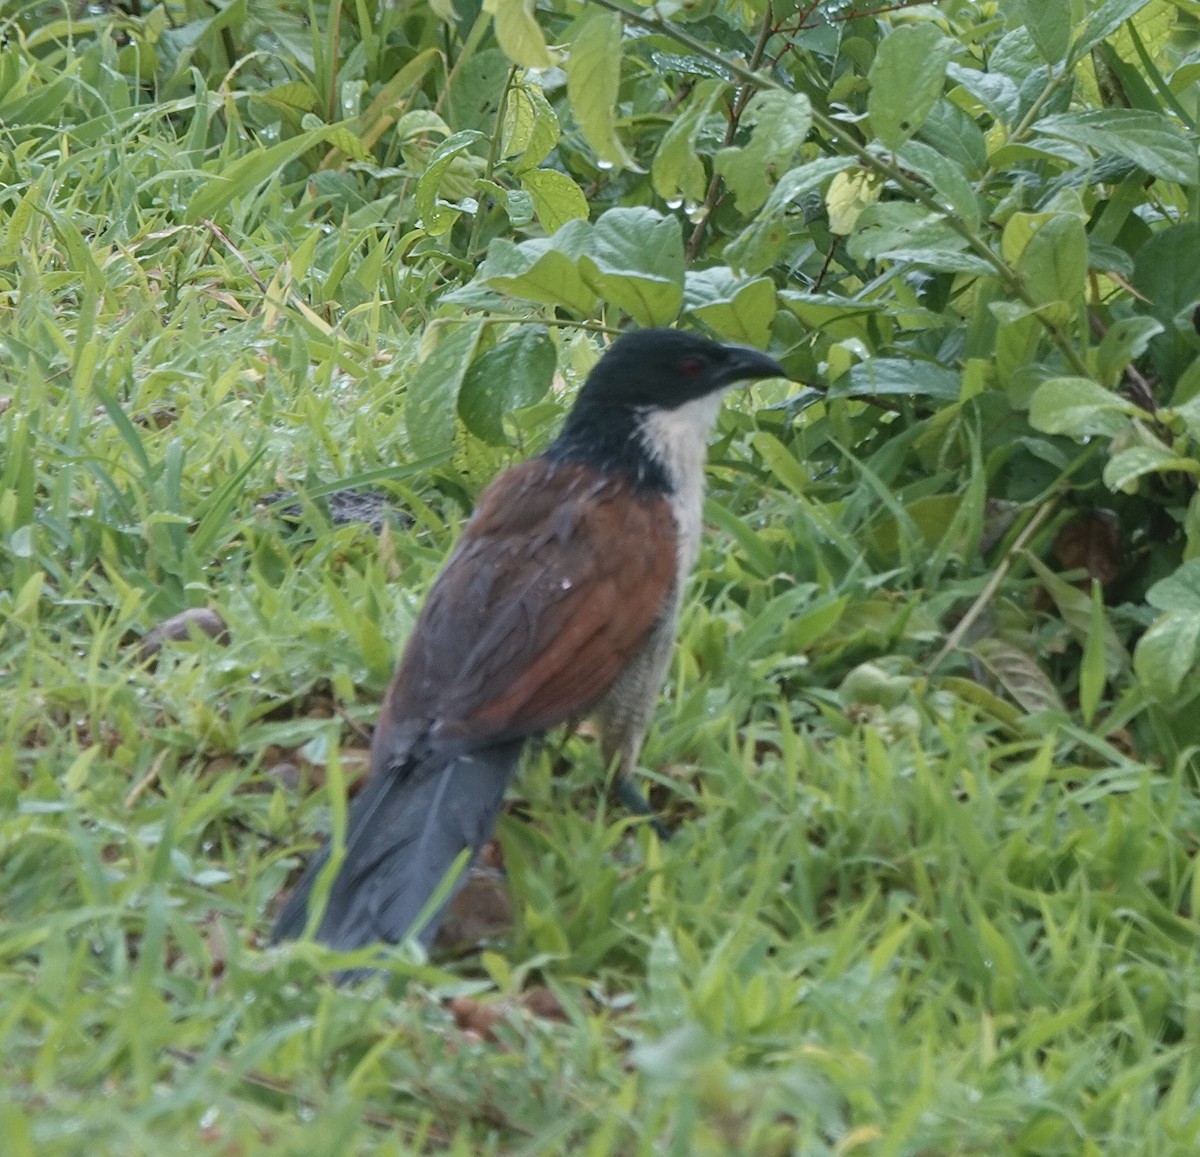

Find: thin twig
[926,498,1060,675]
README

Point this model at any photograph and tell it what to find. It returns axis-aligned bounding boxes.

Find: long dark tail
[272,740,523,953]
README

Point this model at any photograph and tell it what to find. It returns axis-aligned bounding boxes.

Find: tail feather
[272,740,523,952]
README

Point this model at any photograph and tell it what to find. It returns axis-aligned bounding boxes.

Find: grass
[3,8,1200,1156]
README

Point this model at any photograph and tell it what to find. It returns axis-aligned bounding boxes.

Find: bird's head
[549,328,790,492]
[574,328,787,413]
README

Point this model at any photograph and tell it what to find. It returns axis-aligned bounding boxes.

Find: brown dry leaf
[447,987,569,1044]
[435,862,513,950]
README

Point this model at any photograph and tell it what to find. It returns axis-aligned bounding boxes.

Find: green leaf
[1146,560,1200,612]
[947,63,1020,126]
[894,139,981,229]
[1026,553,1129,678]
[724,156,852,273]
[476,221,597,315]
[652,78,727,206]
[1079,583,1107,725]
[1096,317,1163,387]
[520,169,589,234]
[566,7,636,170]
[406,320,486,453]
[415,129,486,236]
[847,201,982,269]
[749,431,812,497]
[459,326,556,444]
[1134,609,1200,703]
[185,126,340,222]
[834,357,961,401]
[683,267,776,347]
[825,169,883,236]
[1132,223,1200,326]
[1028,377,1137,439]
[1103,445,1200,493]
[1036,110,1197,186]
[714,91,811,213]
[1075,0,1155,57]
[504,83,560,171]
[1018,213,1087,323]
[1018,0,1071,64]
[868,23,954,150]
[579,208,684,327]
[484,0,556,69]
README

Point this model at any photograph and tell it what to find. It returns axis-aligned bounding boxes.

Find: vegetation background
[4,0,1200,1151]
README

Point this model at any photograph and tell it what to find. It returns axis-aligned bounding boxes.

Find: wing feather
[384,458,677,750]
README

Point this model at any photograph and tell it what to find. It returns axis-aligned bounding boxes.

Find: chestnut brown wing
[382,457,677,749]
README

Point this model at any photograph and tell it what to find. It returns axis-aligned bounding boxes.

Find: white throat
[638,392,724,573]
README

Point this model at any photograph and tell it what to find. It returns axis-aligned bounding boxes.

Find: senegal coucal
[272,327,787,956]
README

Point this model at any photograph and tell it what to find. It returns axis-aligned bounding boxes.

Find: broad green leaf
[1103,444,1200,493]
[258,80,318,112]
[683,267,775,347]
[476,221,597,315]
[504,83,559,171]
[1075,0,1155,56]
[484,0,556,68]
[566,8,636,169]
[725,156,850,273]
[1132,223,1200,325]
[868,23,953,150]
[714,91,811,213]
[1168,394,1200,444]
[1096,316,1163,386]
[895,139,981,229]
[947,63,1021,127]
[459,326,556,444]
[1028,377,1137,439]
[834,357,961,401]
[652,78,727,206]
[1146,560,1200,612]
[1134,608,1200,702]
[520,169,589,233]
[918,99,988,177]
[414,129,486,236]
[825,169,883,235]
[1018,0,1071,64]
[847,201,980,267]
[1017,213,1087,323]
[1036,109,1197,185]
[406,320,485,453]
[579,208,684,327]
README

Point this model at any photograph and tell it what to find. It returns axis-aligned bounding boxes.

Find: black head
[546,329,789,490]
[573,328,787,413]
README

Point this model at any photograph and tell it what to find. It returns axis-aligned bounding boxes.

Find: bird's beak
[724,346,790,386]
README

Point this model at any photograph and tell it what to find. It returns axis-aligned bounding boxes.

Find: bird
[271,327,787,958]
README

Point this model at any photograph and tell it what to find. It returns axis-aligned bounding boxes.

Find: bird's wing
[382,457,678,749]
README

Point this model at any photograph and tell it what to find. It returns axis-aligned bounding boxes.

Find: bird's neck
[545,403,671,494]
[636,393,723,574]
[548,394,722,572]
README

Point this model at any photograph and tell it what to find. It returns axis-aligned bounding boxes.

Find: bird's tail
[272,740,523,954]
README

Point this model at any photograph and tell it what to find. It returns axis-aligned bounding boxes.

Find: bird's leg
[613,773,673,840]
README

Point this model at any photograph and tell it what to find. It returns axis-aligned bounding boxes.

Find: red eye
[680,356,704,377]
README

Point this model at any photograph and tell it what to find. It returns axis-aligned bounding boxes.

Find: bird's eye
[680,356,704,377]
